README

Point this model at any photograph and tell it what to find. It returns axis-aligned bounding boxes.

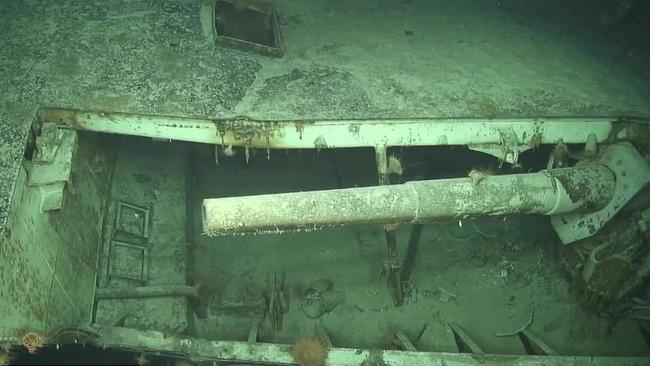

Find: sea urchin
[291,337,328,366]
[21,331,45,354]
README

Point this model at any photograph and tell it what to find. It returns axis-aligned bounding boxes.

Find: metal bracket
[468,126,528,165]
[551,142,650,244]
[26,123,77,211]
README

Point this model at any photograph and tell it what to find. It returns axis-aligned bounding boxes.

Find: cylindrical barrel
[95,285,199,300]
[202,164,615,236]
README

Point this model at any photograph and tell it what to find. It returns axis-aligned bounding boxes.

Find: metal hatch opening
[2,109,650,365]
[201,0,284,57]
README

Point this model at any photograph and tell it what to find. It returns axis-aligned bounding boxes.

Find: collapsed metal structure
[5,108,649,364]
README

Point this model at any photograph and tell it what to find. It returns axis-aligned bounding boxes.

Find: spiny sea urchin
[291,337,328,366]
[387,154,403,176]
[21,331,45,354]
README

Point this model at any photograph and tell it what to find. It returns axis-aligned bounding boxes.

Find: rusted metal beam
[202,164,615,236]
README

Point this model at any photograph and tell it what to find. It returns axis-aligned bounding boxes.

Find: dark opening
[10,344,153,366]
[22,122,39,161]
[214,0,276,48]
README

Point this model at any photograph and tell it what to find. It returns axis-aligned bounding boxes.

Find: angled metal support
[392,328,417,351]
[248,319,261,343]
[450,323,484,354]
[518,330,558,356]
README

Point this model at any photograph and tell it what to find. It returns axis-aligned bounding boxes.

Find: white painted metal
[27,123,77,211]
[94,325,650,366]
[201,165,614,236]
[41,109,615,150]
[28,123,77,187]
[551,142,650,243]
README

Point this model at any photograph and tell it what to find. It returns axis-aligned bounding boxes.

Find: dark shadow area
[215,0,276,47]
[10,344,163,366]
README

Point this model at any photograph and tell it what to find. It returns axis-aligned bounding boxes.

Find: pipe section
[202,164,615,236]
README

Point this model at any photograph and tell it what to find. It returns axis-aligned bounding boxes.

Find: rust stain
[215,117,294,148]
[38,109,326,149]
[294,120,314,140]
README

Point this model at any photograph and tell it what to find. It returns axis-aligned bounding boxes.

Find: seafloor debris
[495,307,535,337]
[434,286,458,304]
[301,279,345,319]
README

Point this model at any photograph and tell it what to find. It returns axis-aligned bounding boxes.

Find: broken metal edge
[37,108,629,150]
[92,325,649,366]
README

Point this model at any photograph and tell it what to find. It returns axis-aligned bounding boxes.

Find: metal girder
[91,325,649,366]
[37,108,617,150]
